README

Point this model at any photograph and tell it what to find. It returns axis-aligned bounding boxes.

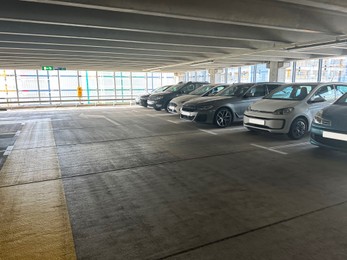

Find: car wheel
[165,102,171,113]
[288,117,307,140]
[214,108,233,128]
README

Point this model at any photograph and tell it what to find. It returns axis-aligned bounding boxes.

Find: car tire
[288,117,307,140]
[214,108,233,128]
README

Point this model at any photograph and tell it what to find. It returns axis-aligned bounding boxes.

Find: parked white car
[244,82,347,139]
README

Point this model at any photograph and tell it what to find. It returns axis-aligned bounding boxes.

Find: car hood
[184,96,236,106]
[148,92,171,100]
[322,104,347,131]
[140,94,150,98]
[171,95,199,104]
[250,99,301,112]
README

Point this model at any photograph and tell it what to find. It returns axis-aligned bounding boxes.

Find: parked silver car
[311,92,347,150]
[244,83,347,139]
[180,82,283,127]
[167,84,229,114]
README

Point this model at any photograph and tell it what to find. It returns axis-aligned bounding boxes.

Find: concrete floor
[1,106,347,260]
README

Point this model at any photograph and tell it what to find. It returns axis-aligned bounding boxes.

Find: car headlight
[273,107,294,115]
[313,110,331,126]
[197,105,214,111]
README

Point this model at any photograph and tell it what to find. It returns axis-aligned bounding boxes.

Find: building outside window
[227,67,239,83]
[295,59,319,82]
[255,64,269,82]
[321,56,347,82]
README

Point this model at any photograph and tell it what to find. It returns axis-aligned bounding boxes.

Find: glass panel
[98,71,115,99]
[336,85,347,98]
[227,67,239,83]
[132,72,146,96]
[60,70,78,101]
[311,85,335,102]
[16,70,40,103]
[285,63,293,83]
[0,70,17,102]
[115,72,131,101]
[240,66,252,83]
[321,57,347,82]
[295,59,319,82]
[255,64,269,82]
[161,73,175,86]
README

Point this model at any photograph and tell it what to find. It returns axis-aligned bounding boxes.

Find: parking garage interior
[1,1,347,259]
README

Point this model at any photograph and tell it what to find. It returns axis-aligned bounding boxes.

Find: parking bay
[1,106,347,259]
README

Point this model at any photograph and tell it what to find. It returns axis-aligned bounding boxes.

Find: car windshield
[265,84,316,100]
[190,84,214,95]
[217,84,252,97]
[335,93,347,105]
[152,85,171,93]
[165,83,185,93]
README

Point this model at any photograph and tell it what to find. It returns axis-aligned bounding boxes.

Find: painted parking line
[4,146,14,156]
[167,120,179,124]
[200,129,218,135]
[250,143,288,155]
[269,142,310,149]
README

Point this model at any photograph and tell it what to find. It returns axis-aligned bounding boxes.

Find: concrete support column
[175,72,185,83]
[269,61,287,82]
[208,69,216,83]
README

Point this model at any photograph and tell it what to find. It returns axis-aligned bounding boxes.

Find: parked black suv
[147,81,209,111]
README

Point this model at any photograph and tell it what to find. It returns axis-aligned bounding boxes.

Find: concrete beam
[22,0,347,34]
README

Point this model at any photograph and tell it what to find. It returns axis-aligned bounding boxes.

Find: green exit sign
[42,66,67,71]
[42,66,54,71]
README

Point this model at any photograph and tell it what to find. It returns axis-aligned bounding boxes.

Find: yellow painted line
[0,89,16,92]
[0,119,76,259]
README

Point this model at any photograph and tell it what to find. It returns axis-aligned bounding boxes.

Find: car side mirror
[309,97,325,103]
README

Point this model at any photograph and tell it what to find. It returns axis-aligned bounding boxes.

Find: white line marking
[4,146,14,156]
[103,117,120,126]
[251,143,288,155]
[270,142,310,149]
[21,123,25,126]
[167,120,179,124]
[200,129,218,135]
[147,113,176,117]
[213,126,246,132]
[15,130,21,137]
[79,113,120,126]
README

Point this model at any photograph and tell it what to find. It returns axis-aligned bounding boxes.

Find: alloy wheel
[215,109,232,128]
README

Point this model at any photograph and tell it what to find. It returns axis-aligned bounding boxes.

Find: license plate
[249,118,265,125]
[323,131,347,142]
[147,100,154,105]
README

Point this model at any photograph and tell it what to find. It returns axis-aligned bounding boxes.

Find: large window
[321,57,347,82]
[295,59,319,82]
[255,64,269,82]
[0,70,17,101]
[227,67,239,83]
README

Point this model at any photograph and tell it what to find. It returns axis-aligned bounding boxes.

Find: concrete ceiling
[1,0,347,72]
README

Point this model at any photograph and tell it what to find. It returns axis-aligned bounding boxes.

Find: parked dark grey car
[135,85,172,107]
[180,82,283,127]
[147,81,208,111]
[167,83,230,114]
[311,92,347,150]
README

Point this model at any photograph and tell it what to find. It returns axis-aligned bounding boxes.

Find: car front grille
[182,105,197,112]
